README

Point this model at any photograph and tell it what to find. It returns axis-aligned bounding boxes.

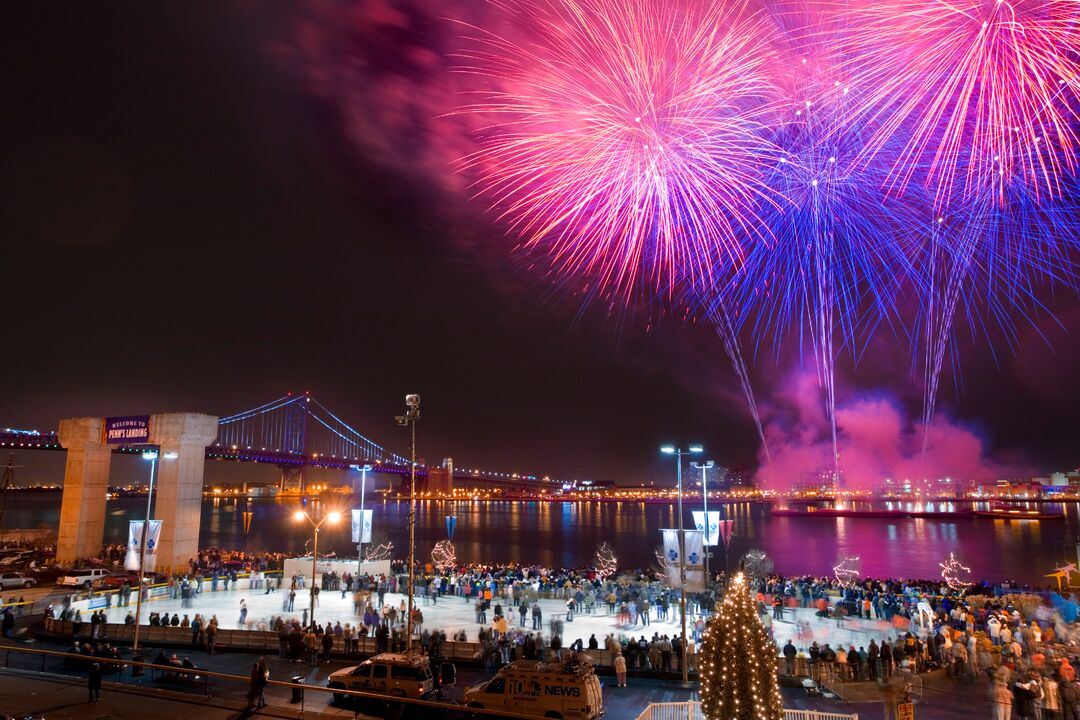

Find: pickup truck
[57,568,111,588]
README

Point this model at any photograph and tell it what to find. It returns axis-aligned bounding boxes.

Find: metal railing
[39,616,687,671]
[0,643,548,719]
[784,710,861,720]
[634,702,859,720]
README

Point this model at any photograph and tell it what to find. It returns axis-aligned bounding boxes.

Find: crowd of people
[63,639,123,671]
[750,571,1080,719]
[98,545,285,578]
[78,546,1080,716]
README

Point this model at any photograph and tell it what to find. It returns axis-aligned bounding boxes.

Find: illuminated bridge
[0,393,555,490]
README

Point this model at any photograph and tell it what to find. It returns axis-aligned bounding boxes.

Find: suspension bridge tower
[279,394,308,493]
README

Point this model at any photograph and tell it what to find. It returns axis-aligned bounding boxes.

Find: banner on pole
[718,519,734,547]
[124,520,162,572]
[692,511,722,546]
[351,509,373,544]
[684,529,705,591]
[661,529,681,587]
[446,515,456,540]
[660,529,706,591]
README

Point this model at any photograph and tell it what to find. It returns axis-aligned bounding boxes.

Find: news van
[464,658,604,719]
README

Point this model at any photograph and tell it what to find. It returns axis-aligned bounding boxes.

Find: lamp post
[354,464,372,576]
[395,394,420,651]
[661,443,702,688]
[692,460,715,585]
[293,508,342,629]
[132,449,177,659]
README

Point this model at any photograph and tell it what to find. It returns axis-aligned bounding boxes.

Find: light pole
[293,508,342,628]
[395,394,420,651]
[354,464,372,576]
[692,460,715,585]
[661,443,702,688]
[133,449,177,659]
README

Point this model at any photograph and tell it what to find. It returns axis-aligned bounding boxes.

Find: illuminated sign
[105,416,150,444]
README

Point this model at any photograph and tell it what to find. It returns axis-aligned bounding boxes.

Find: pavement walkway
[0,630,993,719]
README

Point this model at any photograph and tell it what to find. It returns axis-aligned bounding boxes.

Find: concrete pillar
[56,418,112,565]
[150,413,218,573]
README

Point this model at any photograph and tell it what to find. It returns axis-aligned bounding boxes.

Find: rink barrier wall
[39,617,712,673]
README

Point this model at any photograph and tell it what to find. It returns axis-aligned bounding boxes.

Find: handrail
[0,642,560,719]
[634,702,859,720]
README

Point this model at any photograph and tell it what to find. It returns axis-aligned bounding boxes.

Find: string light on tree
[431,540,456,567]
[593,542,617,583]
[741,548,773,580]
[699,572,784,720]
[655,546,675,575]
[833,556,861,587]
[940,552,972,591]
[364,541,394,563]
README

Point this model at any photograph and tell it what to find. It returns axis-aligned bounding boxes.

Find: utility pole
[355,464,371,576]
[396,395,421,651]
[693,460,715,585]
[662,443,702,688]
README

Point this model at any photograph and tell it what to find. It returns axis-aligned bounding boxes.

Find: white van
[327,652,434,702]
[58,568,110,588]
[464,658,604,719]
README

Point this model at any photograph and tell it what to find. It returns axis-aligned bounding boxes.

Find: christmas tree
[699,571,784,720]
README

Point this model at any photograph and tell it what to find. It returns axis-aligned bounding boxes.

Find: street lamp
[661,443,702,687]
[691,460,715,584]
[395,393,420,651]
[353,464,373,575]
[293,508,341,628]
[132,449,177,660]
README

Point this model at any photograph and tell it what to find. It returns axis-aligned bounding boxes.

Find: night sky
[2,2,1078,487]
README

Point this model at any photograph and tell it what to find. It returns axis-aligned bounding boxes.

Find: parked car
[327,653,436,703]
[29,566,69,583]
[97,572,166,589]
[0,550,37,567]
[0,712,45,720]
[0,572,36,589]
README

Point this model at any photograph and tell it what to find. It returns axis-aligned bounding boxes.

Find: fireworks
[455,0,1080,464]
[840,0,1080,205]
[728,7,916,475]
[458,0,781,300]
[908,178,1080,443]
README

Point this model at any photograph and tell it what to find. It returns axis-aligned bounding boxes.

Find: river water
[4,493,1076,586]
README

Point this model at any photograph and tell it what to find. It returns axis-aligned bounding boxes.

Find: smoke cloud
[755,371,1031,491]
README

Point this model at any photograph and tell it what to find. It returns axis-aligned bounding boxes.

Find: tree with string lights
[594,542,617,583]
[699,571,784,720]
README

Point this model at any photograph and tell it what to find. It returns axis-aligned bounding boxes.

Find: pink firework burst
[840,0,1080,205]
[456,0,781,300]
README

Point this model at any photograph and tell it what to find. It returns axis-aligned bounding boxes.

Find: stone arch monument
[56,412,218,573]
